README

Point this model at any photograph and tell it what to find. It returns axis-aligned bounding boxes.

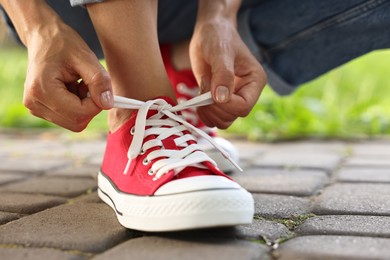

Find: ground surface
[1,130,390,259]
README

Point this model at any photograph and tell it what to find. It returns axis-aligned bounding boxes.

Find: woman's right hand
[24,21,113,131]
[1,0,113,132]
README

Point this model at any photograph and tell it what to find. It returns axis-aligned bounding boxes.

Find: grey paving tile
[87,155,104,167]
[232,168,328,196]
[296,215,390,237]
[268,141,347,154]
[232,141,271,161]
[235,219,292,243]
[336,168,390,183]
[71,192,102,204]
[253,152,342,171]
[277,235,390,260]
[344,156,390,167]
[0,172,26,185]
[47,164,99,178]
[351,142,390,156]
[94,236,270,260]
[0,193,66,214]
[253,194,312,219]
[313,183,390,215]
[0,138,60,157]
[0,247,87,260]
[0,203,130,253]
[0,157,71,174]
[66,141,105,158]
[0,211,22,224]
[150,219,291,244]
[0,176,97,197]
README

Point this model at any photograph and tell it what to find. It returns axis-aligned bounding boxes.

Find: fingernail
[216,85,229,103]
[101,90,114,108]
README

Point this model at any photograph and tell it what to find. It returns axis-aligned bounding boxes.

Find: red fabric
[101,97,229,196]
[161,44,217,137]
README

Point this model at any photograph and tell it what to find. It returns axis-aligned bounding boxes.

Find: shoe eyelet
[140,149,145,155]
[148,169,154,175]
[130,127,135,135]
[142,158,149,165]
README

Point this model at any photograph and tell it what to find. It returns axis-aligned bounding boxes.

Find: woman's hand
[1,0,113,131]
[24,21,113,132]
[190,0,267,129]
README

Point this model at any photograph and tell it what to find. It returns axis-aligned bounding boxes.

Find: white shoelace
[113,92,242,180]
[176,83,214,135]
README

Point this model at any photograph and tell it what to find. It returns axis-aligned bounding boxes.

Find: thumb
[210,54,235,104]
[74,56,114,110]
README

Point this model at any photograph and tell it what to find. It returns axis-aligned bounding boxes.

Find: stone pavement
[1,130,390,259]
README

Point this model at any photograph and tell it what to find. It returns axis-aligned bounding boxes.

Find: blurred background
[2,16,390,141]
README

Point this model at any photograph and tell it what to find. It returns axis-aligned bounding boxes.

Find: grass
[2,46,390,140]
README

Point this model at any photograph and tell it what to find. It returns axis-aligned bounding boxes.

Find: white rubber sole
[98,172,254,232]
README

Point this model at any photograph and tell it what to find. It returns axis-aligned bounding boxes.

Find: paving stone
[253,194,312,219]
[0,193,66,214]
[344,156,390,167]
[66,141,105,158]
[296,215,390,237]
[0,176,97,197]
[47,164,99,178]
[86,157,103,167]
[313,183,390,215]
[0,203,131,253]
[0,138,60,157]
[232,168,328,196]
[71,192,102,204]
[0,211,22,224]
[232,141,271,162]
[94,236,270,260]
[351,142,390,156]
[268,141,347,154]
[336,168,390,183]
[235,219,292,243]
[277,235,390,260]
[0,172,26,185]
[0,247,86,260]
[253,152,342,171]
[0,157,71,174]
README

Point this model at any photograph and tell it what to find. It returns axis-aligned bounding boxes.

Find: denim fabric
[243,0,390,94]
[2,0,390,95]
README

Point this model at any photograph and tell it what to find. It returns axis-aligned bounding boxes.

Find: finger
[190,51,212,93]
[209,49,235,104]
[24,79,102,130]
[25,98,96,132]
[73,54,114,110]
[198,105,236,129]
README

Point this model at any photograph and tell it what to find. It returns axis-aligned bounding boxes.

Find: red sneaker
[98,94,254,232]
[161,44,239,172]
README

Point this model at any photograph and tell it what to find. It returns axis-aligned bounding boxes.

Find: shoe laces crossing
[113,92,242,180]
[176,83,214,135]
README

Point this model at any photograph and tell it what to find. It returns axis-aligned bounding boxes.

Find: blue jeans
[2,0,390,95]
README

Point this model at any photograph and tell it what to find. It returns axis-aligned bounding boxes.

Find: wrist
[197,0,241,25]
[1,0,63,46]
